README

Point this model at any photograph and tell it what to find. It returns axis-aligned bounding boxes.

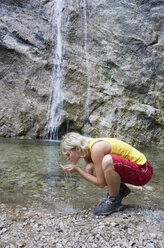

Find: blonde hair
[60,132,91,157]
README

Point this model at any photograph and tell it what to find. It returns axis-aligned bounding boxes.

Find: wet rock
[0,0,164,148]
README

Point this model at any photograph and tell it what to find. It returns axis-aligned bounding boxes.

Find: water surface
[0,138,163,214]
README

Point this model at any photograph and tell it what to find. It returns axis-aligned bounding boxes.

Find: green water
[0,138,163,214]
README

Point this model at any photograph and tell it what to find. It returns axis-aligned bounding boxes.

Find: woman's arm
[90,141,111,187]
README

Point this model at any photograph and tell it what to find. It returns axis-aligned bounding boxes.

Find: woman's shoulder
[89,137,113,150]
[89,138,111,157]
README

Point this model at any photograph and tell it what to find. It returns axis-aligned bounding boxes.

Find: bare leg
[102,155,121,196]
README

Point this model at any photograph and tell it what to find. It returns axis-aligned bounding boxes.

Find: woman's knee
[102,155,113,171]
[85,162,94,174]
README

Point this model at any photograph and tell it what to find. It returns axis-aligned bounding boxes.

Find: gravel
[0,203,164,248]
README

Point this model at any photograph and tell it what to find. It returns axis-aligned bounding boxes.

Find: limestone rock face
[0,0,164,148]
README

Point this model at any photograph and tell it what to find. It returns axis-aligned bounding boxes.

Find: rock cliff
[0,0,164,148]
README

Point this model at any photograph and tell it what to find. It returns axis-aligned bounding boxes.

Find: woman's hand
[60,164,78,173]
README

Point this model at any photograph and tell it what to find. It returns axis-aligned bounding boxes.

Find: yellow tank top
[89,138,147,165]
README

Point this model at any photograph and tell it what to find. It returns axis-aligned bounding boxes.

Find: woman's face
[65,147,81,164]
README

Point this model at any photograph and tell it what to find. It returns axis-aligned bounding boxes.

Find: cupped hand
[60,164,78,173]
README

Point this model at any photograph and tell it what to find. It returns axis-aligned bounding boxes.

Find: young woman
[60,132,153,216]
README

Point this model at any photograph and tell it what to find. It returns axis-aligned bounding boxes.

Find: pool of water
[0,138,163,214]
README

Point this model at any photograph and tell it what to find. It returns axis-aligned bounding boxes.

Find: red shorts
[111,154,153,186]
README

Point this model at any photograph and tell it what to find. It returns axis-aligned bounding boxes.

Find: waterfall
[83,0,91,135]
[46,0,65,140]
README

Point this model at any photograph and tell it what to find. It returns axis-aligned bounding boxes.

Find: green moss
[110,120,118,138]
[93,118,100,126]
[158,94,164,109]
[65,69,86,88]
[65,103,78,118]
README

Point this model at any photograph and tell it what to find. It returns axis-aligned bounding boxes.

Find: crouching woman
[60,132,153,216]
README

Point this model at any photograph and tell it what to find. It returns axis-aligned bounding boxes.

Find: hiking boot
[119,183,131,199]
[93,194,123,216]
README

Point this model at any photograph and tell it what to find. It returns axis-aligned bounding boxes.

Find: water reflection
[0,138,163,214]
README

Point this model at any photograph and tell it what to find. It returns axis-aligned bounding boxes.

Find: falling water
[83,0,91,135]
[46,0,65,140]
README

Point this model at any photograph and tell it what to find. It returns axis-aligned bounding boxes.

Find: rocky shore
[0,203,163,248]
